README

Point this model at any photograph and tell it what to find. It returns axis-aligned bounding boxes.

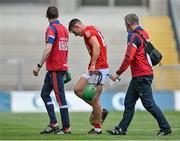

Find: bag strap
[133,30,148,43]
[133,30,149,58]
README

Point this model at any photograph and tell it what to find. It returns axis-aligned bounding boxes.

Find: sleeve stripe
[132,43,137,48]
[48,35,55,39]
[127,43,137,48]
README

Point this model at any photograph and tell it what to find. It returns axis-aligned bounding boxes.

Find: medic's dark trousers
[116,75,171,132]
[41,71,70,129]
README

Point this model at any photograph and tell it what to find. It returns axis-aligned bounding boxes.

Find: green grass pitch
[0,111,180,140]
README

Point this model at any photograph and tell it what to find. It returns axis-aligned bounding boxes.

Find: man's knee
[143,102,157,112]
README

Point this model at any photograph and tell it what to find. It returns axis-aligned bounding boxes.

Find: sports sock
[94,123,101,129]
[50,122,58,128]
[64,127,71,132]
[94,123,102,133]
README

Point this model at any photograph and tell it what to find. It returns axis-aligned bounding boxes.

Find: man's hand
[33,66,41,77]
[88,63,96,75]
[110,73,120,81]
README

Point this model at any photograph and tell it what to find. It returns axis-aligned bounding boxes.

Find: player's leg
[74,76,89,99]
[88,84,103,134]
[89,108,109,125]
[51,71,71,134]
[96,69,109,125]
[74,70,109,134]
[138,75,171,136]
[74,75,109,126]
[74,75,100,107]
[88,68,109,134]
[40,71,59,134]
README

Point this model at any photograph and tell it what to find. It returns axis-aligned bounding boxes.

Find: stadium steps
[142,16,180,90]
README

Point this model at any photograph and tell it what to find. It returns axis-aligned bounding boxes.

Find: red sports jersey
[83,26,109,69]
[45,20,69,71]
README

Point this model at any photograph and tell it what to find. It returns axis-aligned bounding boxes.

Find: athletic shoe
[106,127,126,135]
[88,128,102,135]
[40,125,60,134]
[101,108,109,124]
[157,128,172,136]
[55,128,71,135]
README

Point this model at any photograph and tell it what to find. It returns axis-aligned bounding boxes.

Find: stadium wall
[0,91,180,112]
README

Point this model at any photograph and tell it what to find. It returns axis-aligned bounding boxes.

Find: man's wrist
[116,70,120,76]
[37,63,42,68]
[116,73,120,78]
[91,62,96,66]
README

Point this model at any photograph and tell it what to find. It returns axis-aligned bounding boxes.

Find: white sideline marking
[67,128,180,131]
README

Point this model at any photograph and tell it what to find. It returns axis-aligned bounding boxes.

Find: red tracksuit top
[116,26,153,77]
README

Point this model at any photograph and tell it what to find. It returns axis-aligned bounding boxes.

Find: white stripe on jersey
[48,35,55,38]
[127,43,137,48]
[146,54,153,67]
[132,43,137,48]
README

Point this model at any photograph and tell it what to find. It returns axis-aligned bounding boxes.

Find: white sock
[94,128,102,132]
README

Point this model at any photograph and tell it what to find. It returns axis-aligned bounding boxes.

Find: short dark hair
[124,13,139,25]
[68,18,81,32]
[46,6,59,19]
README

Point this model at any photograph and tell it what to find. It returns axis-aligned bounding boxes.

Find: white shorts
[82,68,109,85]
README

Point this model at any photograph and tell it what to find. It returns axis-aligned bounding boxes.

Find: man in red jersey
[107,13,171,136]
[33,6,71,135]
[68,19,109,134]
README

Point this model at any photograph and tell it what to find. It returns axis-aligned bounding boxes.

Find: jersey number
[59,41,68,50]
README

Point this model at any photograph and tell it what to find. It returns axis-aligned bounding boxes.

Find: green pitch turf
[0,111,180,140]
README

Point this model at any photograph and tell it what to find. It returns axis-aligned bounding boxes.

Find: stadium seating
[0,4,180,91]
[142,16,180,90]
[1,5,148,90]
